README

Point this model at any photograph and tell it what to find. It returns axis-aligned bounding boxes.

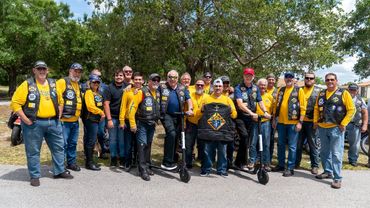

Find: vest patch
[207,112,226,131]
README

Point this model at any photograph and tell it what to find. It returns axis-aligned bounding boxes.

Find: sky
[55,0,367,84]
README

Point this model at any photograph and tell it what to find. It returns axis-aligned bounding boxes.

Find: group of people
[10,61,369,189]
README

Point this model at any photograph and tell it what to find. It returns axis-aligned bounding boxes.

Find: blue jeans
[318,126,345,181]
[123,120,134,160]
[98,119,109,153]
[62,121,79,166]
[296,122,320,168]
[277,123,299,170]
[84,119,99,150]
[108,118,124,158]
[22,119,65,178]
[346,123,361,163]
[250,121,271,164]
[201,141,227,174]
[136,121,156,145]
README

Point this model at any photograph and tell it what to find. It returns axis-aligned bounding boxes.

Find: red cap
[243,68,255,76]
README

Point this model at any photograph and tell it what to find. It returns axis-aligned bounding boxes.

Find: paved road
[0,164,369,208]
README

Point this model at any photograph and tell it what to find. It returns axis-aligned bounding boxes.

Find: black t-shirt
[104,82,129,118]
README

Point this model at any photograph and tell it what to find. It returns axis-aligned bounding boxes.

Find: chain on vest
[197,103,234,142]
[351,95,363,126]
[238,83,258,114]
[160,83,186,114]
[136,86,160,125]
[85,91,104,122]
[62,77,80,118]
[276,86,300,120]
[305,86,321,119]
[318,88,346,124]
[23,78,59,121]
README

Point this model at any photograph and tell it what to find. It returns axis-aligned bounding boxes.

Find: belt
[36,117,58,121]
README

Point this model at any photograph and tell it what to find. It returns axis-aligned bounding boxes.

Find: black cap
[34,61,47,69]
[149,73,161,80]
[70,63,83,70]
[284,72,294,78]
[348,83,359,90]
[203,71,212,78]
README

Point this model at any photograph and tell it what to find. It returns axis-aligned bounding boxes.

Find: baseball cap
[34,61,47,69]
[203,71,212,78]
[284,72,294,78]
[266,73,275,79]
[243,68,255,76]
[89,74,101,83]
[213,79,223,86]
[149,73,161,81]
[219,76,230,83]
[70,63,83,70]
[348,83,359,91]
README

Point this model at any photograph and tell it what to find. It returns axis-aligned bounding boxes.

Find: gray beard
[196,89,203,95]
[69,75,80,82]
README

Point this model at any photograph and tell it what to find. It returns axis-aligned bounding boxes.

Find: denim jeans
[22,119,65,178]
[123,120,134,160]
[235,119,257,167]
[269,122,275,163]
[185,121,198,166]
[108,118,124,158]
[296,121,320,168]
[346,123,361,163]
[201,141,227,174]
[62,121,79,166]
[318,126,345,181]
[136,120,156,145]
[84,119,99,150]
[277,123,299,170]
[97,119,109,153]
[250,121,271,164]
[161,114,181,165]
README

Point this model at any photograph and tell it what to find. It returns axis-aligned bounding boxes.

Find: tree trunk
[8,69,17,98]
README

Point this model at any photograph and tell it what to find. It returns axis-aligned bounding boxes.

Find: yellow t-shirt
[204,83,212,94]
[187,92,209,125]
[119,87,137,125]
[84,89,104,116]
[128,88,158,128]
[11,79,62,118]
[200,94,237,119]
[275,86,306,125]
[314,88,356,128]
[257,93,274,122]
[56,78,82,122]
[266,87,276,97]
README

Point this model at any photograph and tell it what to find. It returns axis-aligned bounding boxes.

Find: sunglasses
[223,81,230,85]
[196,84,204,87]
[168,76,178,79]
[36,67,47,71]
[325,78,335,82]
[91,81,100,84]
[204,76,212,79]
[124,71,133,74]
[151,79,160,82]
[305,77,315,80]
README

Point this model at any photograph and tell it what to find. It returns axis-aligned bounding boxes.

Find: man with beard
[185,79,209,168]
[56,63,83,172]
[128,73,161,181]
[119,71,141,170]
[295,72,321,174]
[104,68,130,168]
[272,72,306,177]
[314,73,355,189]
[159,70,193,170]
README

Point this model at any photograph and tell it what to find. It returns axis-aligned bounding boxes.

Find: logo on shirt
[207,112,226,131]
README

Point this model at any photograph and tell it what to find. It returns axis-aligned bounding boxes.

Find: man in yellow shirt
[56,63,83,172]
[185,79,209,168]
[10,61,73,186]
[128,73,161,181]
[272,72,306,177]
[197,79,237,176]
[314,73,356,189]
[119,71,142,170]
[266,73,277,163]
[295,72,321,175]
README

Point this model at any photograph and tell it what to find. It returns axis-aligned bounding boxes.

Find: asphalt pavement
[0,164,369,208]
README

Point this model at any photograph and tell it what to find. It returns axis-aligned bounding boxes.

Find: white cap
[213,79,223,86]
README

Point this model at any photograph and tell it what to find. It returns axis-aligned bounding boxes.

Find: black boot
[145,142,154,175]
[85,148,101,171]
[110,157,117,167]
[138,143,150,181]
[119,157,125,168]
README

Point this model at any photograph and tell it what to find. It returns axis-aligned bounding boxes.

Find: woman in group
[83,74,106,171]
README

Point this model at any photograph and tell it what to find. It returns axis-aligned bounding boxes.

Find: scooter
[149,111,191,183]
[229,116,269,185]
[7,112,23,146]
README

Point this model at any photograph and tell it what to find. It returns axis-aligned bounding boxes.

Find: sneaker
[30,178,40,187]
[66,164,81,172]
[315,172,333,179]
[200,170,210,177]
[161,163,177,171]
[331,180,341,189]
[263,164,271,172]
[217,172,228,177]
[311,167,319,175]
[282,169,294,177]
[53,171,74,179]
[271,165,285,172]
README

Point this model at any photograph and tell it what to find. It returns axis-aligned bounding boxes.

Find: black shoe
[282,169,294,177]
[140,169,150,181]
[146,167,154,176]
[217,172,228,177]
[86,163,101,171]
[30,178,40,187]
[350,162,358,167]
[54,171,74,179]
[200,170,210,177]
[315,172,333,179]
[271,166,285,172]
[110,157,118,167]
[66,164,81,172]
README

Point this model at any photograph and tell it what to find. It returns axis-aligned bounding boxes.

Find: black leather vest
[318,88,346,124]
[305,86,321,119]
[62,77,80,118]
[237,83,258,118]
[276,86,300,120]
[160,83,186,114]
[351,95,363,126]
[197,103,234,142]
[23,78,59,121]
[136,86,160,125]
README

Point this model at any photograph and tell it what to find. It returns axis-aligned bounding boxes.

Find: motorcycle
[360,131,369,155]
[7,112,23,146]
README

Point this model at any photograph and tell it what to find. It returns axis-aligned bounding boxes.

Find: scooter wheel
[179,168,191,183]
[257,169,269,185]
[10,126,22,146]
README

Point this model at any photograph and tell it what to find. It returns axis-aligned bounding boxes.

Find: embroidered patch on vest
[207,112,226,131]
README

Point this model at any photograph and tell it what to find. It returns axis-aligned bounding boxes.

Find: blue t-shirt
[234,83,262,119]
[166,85,190,114]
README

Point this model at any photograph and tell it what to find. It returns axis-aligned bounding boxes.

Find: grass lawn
[0,105,368,171]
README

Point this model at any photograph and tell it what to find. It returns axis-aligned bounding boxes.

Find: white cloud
[340,0,356,13]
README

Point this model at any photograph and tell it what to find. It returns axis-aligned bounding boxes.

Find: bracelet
[107,119,112,121]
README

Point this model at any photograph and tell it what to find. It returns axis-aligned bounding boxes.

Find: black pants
[234,118,254,167]
[185,121,202,166]
[295,121,320,168]
[161,114,181,166]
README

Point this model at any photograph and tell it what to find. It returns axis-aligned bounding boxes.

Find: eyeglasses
[305,77,315,80]
[151,79,160,82]
[168,76,178,79]
[204,76,212,79]
[196,84,204,87]
[325,78,335,82]
[124,71,133,74]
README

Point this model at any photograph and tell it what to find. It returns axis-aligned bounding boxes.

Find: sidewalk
[0,164,369,208]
